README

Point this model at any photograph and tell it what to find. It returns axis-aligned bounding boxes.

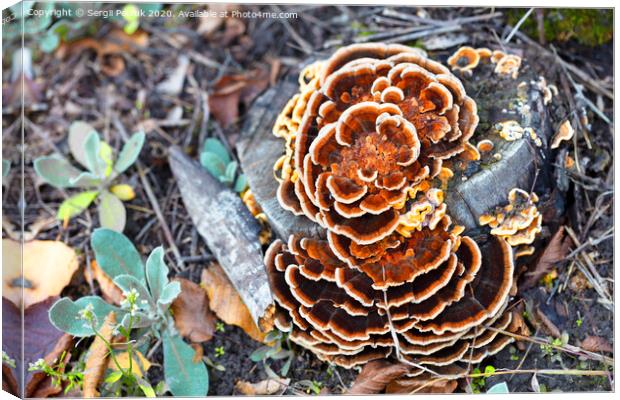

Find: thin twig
[504,8,534,43]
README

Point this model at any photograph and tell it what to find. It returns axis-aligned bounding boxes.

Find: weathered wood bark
[169,147,273,329]
[238,59,553,238]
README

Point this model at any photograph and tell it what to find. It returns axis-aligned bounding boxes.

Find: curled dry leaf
[580,336,613,353]
[521,227,572,290]
[107,350,152,378]
[84,260,124,305]
[2,239,79,308]
[208,67,270,127]
[55,28,149,77]
[2,297,73,397]
[83,312,116,398]
[200,263,266,342]
[347,360,410,395]
[171,278,216,343]
[235,377,290,396]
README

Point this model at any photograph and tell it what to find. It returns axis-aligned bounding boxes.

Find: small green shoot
[200,138,248,193]
[215,322,225,333]
[215,346,225,357]
[250,330,295,377]
[28,352,84,395]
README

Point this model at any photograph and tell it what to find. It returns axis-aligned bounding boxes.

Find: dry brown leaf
[385,375,458,394]
[107,350,152,378]
[2,239,79,308]
[191,343,204,363]
[3,297,74,397]
[235,377,290,395]
[208,67,270,127]
[171,278,216,343]
[521,227,572,289]
[535,307,561,338]
[348,359,410,394]
[84,260,124,305]
[580,336,613,353]
[201,264,266,342]
[83,312,116,397]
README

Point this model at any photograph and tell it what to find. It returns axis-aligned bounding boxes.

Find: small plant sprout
[2,351,16,368]
[215,321,225,332]
[200,138,248,193]
[576,311,583,327]
[34,121,145,232]
[48,229,209,396]
[470,365,496,393]
[215,346,225,357]
[28,352,84,394]
[2,159,10,185]
[250,329,295,378]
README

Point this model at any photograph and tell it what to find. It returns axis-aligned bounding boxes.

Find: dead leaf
[84,260,124,305]
[171,278,216,343]
[191,343,204,363]
[83,312,116,397]
[235,377,290,395]
[108,350,152,378]
[201,264,266,342]
[2,297,73,397]
[385,375,458,394]
[521,227,572,289]
[348,359,410,394]
[208,67,270,127]
[55,28,148,77]
[580,336,613,353]
[2,239,79,309]
[535,307,561,338]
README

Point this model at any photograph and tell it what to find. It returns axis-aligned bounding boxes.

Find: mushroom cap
[447,46,480,72]
[551,120,575,149]
[275,42,479,245]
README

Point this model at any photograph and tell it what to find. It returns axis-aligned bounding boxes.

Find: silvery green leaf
[163,333,209,396]
[487,382,510,394]
[200,152,226,179]
[202,138,230,164]
[98,190,127,233]
[2,159,10,178]
[157,281,181,308]
[114,131,145,174]
[84,131,106,178]
[48,296,125,337]
[119,311,155,330]
[225,161,237,182]
[68,121,97,168]
[113,274,154,307]
[33,155,84,188]
[91,228,145,281]
[146,247,169,301]
[69,171,102,188]
[234,174,248,193]
[39,31,60,53]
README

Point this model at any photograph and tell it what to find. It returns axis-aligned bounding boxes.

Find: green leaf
[157,281,181,307]
[91,228,145,282]
[225,161,238,182]
[113,274,154,308]
[163,333,209,396]
[34,155,84,188]
[48,296,125,337]
[250,346,270,362]
[234,174,248,193]
[100,141,114,178]
[84,131,106,178]
[98,190,127,232]
[39,32,59,53]
[146,247,169,301]
[2,159,10,178]
[202,138,230,164]
[105,370,123,384]
[69,171,102,188]
[200,152,226,179]
[487,382,509,393]
[69,121,97,169]
[114,132,145,174]
[57,191,99,221]
[137,377,156,398]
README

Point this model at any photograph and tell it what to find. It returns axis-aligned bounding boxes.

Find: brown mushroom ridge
[265,224,515,369]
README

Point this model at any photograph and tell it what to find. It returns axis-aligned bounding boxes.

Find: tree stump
[238,55,554,240]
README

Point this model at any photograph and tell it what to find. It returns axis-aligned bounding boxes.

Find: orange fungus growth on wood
[266,43,521,371]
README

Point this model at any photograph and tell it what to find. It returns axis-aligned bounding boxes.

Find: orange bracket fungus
[264,43,524,372]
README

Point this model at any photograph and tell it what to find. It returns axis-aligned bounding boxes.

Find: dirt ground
[2,5,613,395]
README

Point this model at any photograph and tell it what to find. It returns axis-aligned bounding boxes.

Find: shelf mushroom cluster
[266,43,520,370]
